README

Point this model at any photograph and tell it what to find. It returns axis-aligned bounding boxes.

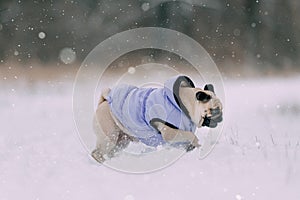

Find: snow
[235,194,243,200]
[0,75,300,199]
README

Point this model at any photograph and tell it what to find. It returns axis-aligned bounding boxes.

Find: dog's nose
[211,108,221,116]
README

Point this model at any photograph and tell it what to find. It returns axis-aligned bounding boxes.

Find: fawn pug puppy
[92,75,223,163]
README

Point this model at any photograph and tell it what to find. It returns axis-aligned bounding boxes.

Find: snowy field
[1,75,300,200]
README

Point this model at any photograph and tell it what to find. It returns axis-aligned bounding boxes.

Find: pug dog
[92,75,223,163]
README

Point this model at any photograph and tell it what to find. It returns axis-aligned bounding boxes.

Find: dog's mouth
[202,108,223,128]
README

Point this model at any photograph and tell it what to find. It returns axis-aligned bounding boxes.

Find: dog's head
[179,83,223,128]
[196,84,223,128]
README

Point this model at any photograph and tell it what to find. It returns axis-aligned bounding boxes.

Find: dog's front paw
[185,137,201,152]
[91,149,106,163]
[186,142,201,152]
[185,144,196,152]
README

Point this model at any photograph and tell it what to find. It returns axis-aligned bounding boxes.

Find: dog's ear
[204,84,214,93]
[196,91,211,102]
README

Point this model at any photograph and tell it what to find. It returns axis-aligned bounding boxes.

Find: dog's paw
[185,137,201,152]
[91,149,106,163]
[185,142,201,152]
[185,144,196,152]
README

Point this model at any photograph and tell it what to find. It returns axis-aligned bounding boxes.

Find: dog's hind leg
[92,100,121,163]
[106,132,134,158]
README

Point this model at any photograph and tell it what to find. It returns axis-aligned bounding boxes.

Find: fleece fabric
[106,75,196,147]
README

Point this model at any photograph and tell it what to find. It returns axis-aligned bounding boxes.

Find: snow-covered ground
[1,75,300,200]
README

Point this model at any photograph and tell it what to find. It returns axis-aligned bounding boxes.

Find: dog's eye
[196,91,211,102]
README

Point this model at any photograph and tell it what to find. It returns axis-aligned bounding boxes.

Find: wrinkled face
[193,84,223,128]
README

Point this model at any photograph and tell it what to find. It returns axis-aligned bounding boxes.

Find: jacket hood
[164,75,195,119]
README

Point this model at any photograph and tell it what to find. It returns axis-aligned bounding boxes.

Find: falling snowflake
[38,32,46,39]
[233,29,241,36]
[141,2,150,11]
[59,48,76,64]
[128,67,136,74]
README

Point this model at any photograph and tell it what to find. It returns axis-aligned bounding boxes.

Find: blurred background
[1,0,299,76]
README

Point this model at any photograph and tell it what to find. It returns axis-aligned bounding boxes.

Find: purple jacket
[106,75,196,147]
